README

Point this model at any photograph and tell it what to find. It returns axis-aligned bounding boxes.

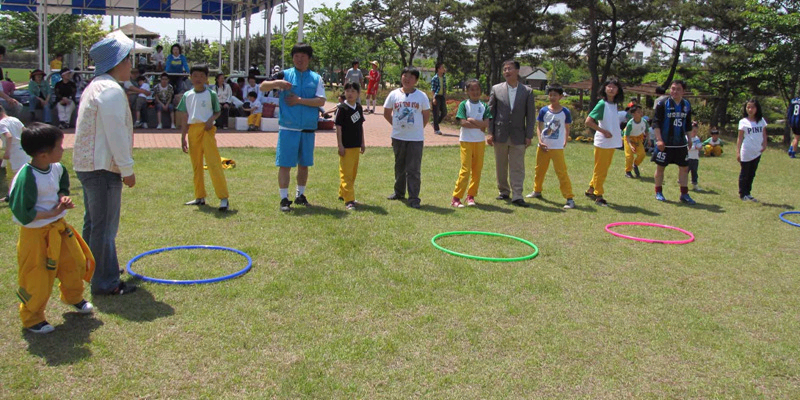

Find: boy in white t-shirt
[451,79,492,208]
[1,104,31,202]
[686,124,703,191]
[623,105,647,178]
[382,67,431,209]
[527,84,575,209]
[178,65,229,211]
[132,75,152,129]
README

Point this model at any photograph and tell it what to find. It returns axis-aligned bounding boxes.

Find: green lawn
[4,68,33,85]
[1,142,799,398]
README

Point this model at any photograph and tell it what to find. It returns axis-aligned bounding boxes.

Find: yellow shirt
[50,59,62,72]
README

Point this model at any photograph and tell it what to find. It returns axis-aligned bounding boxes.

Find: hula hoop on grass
[431,231,539,262]
[779,211,800,228]
[126,245,252,285]
[605,222,694,244]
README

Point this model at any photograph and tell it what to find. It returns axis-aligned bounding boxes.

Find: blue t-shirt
[654,97,692,147]
[787,97,800,130]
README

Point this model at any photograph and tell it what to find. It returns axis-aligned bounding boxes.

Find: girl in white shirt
[737,98,768,202]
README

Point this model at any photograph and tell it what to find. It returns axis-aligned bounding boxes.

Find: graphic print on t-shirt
[350,110,362,124]
[396,106,415,128]
[542,117,562,141]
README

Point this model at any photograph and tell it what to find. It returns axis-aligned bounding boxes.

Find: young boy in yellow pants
[623,105,647,178]
[179,65,230,211]
[452,79,491,207]
[527,84,574,209]
[335,82,366,210]
[9,123,95,334]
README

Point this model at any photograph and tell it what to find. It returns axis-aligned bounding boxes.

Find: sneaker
[294,194,310,206]
[633,165,640,177]
[142,123,148,129]
[409,200,421,209]
[387,193,406,200]
[184,198,205,206]
[280,197,292,212]
[564,198,576,209]
[496,194,510,200]
[655,192,666,202]
[171,124,176,129]
[451,197,465,208]
[692,184,701,191]
[157,123,163,130]
[595,196,608,206]
[742,195,758,202]
[584,188,596,200]
[680,193,696,205]
[133,120,142,128]
[73,300,94,314]
[511,199,527,207]
[27,321,54,334]
[789,146,795,158]
[219,198,229,211]
[434,130,442,135]
[95,281,137,296]
[625,172,634,178]
[525,191,542,198]
[466,195,476,206]
[338,196,344,201]
[345,201,356,210]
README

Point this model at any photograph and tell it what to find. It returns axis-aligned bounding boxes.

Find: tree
[0,12,106,57]
[351,0,434,67]
[305,4,369,84]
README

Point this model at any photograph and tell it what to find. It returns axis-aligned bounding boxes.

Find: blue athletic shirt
[278,68,324,131]
[787,97,800,130]
[653,97,692,147]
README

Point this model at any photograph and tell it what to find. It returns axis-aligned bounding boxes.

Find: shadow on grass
[353,203,389,215]
[415,204,456,214]
[473,203,514,214]
[23,313,104,366]
[695,188,720,195]
[607,202,661,216]
[196,206,240,218]
[524,200,565,213]
[759,202,794,210]
[289,204,348,218]
[637,176,655,184]
[91,286,175,322]
[683,202,725,213]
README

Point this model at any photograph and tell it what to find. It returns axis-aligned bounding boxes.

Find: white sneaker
[171,124,176,129]
[133,120,142,128]
[564,198,576,209]
[692,184,701,191]
[73,300,94,314]
[157,123,162,130]
[742,195,758,202]
[142,123,148,129]
[219,198,229,211]
[27,321,54,334]
[525,191,542,198]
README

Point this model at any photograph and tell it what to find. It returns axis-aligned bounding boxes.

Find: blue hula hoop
[126,245,252,285]
[779,211,800,228]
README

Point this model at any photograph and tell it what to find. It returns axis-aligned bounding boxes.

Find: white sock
[296,186,306,196]
[279,188,289,199]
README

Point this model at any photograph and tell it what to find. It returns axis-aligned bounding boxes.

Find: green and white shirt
[588,100,622,149]
[9,163,69,228]
[177,88,221,124]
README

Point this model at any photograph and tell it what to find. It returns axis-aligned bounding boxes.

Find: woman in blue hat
[72,36,138,295]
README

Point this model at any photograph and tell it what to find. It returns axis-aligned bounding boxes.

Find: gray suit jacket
[487,82,536,145]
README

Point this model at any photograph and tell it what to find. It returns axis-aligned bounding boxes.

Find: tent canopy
[0,0,279,21]
[106,29,154,54]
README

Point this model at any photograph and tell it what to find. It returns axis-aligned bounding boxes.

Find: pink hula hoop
[604,221,695,244]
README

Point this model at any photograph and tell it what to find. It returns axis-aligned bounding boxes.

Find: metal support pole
[218,0,223,70]
[229,8,235,73]
[297,0,304,43]
[244,7,251,73]
[266,6,272,72]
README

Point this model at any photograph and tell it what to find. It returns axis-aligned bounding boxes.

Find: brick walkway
[61,102,461,149]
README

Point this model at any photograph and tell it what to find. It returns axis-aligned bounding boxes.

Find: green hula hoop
[431,231,539,262]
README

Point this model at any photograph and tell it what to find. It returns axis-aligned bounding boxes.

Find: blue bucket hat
[90,37,133,77]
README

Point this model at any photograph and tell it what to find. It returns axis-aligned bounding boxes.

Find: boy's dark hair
[0,45,5,56]
[742,98,763,121]
[628,104,642,114]
[352,60,359,66]
[338,93,346,100]
[671,80,687,90]
[465,79,481,91]
[710,127,719,134]
[136,75,146,82]
[56,53,63,58]
[171,43,182,54]
[599,78,625,104]
[190,65,209,76]
[160,72,169,79]
[344,82,361,92]
[546,83,564,95]
[247,74,256,81]
[502,60,520,70]
[290,43,313,59]
[247,91,258,99]
[237,77,245,84]
[655,86,666,95]
[435,62,445,72]
[156,45,163,51]
[137,66,146,75]
[401,66,420,80]
[21,122,64,156]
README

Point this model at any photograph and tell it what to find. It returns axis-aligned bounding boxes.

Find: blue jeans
[31,98,52,123]
[77,170,123,294]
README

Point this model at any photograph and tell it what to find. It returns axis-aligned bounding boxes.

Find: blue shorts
[276,129,315,167]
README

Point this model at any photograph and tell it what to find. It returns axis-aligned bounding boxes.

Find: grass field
[3,68,33,85]
[1,141,799,398]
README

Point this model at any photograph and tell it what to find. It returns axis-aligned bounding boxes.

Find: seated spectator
[133,75,152,129]
[53,67,77,129]
[153,72,175,129]
[153,45,165,71]
[27,69,51,124]
[212,73,237,129]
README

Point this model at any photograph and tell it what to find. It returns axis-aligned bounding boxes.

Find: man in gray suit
[487,60,536,206]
